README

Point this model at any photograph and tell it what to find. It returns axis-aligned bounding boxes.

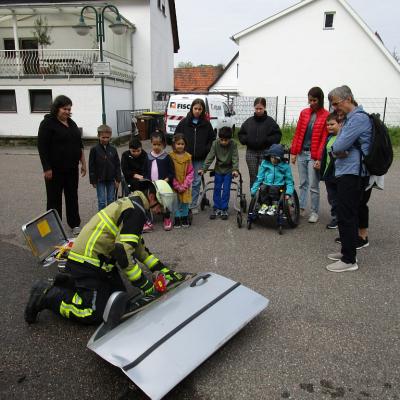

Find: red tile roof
[174,66,223,92]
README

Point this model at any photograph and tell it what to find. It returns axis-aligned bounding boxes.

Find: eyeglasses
[331,99,344,107]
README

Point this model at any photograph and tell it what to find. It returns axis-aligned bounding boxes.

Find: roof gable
[174,66,223,92]
[231,0,400,74]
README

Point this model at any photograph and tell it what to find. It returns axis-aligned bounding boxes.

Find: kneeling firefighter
[25,180,185,325]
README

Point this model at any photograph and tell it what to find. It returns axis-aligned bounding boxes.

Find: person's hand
[115,181,120,188]
[198,169,204,176]
[291,155,297,164]
[133,173,143,180]
[44,169,53,180]
[80,163,87,177]
[92,184,96,188]
[232,170,239,178]
[313,160,321,170]
[164,177,169,182]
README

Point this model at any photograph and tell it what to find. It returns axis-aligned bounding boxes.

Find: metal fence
[150,94,400,128]
[116,109,149,135]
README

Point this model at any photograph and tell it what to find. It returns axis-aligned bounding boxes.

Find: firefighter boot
[24,280,52,324]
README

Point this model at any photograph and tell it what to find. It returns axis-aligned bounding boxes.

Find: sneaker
[326,260,359,272]
[190,207,200,215]
[210,209,219,220]
[308,212,319,223]
[259,204,268,215]
[266,205,277,216]
[357,236,369,249]
[72,226,81,236]
[143,221,153,232]
[173,217,181,229]
[163,217,172,231]
[221,210,228,220]
[181,216,190,228]
[334,236,369,250]
[328,252,358,262]
[326,218,338,229]
[24,280,52,324]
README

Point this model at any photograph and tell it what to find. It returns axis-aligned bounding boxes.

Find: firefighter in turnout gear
[25,180,185,325]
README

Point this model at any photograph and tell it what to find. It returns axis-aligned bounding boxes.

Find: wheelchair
[246,185,300,234]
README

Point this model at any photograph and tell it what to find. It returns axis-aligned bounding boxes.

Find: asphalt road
[1,143,399,400]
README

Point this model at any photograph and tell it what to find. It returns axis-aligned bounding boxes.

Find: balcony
[0,49,134,81]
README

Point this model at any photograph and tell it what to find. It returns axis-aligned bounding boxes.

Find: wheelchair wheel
[200,196,207,211]
[247,219,252,230]
[240,195,247,213]
[188,210,193,225]
[237,212,242,228]
[278,225,283,235]
[283,190,300,227]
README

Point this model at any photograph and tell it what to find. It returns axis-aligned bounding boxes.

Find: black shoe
[326,219,338,229]
[357,236,369,249]
[221,210,228,220]
[210,209,218,220]
[174,217,181,229]
[24,280,52,324]
[181,216,190,228]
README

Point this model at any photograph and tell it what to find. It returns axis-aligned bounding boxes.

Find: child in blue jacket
[251,144,294,215]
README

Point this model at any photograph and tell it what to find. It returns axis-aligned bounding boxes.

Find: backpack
[360,113,393,176]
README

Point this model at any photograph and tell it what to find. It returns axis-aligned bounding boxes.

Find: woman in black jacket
[175,98,215,211]
[37,95,86,235]
[238,97,282,188]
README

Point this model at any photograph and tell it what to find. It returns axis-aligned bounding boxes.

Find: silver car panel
[88,272,269,400]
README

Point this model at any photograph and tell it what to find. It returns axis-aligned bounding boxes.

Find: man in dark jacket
[238,97,282,188]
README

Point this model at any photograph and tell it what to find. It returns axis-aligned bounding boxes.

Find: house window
[0,90,17,112]
[324,12,335,29]
[29,89,52,113]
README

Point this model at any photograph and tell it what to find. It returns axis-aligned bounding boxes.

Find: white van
[164,94,236,143]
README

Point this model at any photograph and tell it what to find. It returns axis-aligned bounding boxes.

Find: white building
[0,0,179,137]
[211,0,400,124]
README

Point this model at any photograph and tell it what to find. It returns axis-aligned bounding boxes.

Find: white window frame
[323,11,335,30]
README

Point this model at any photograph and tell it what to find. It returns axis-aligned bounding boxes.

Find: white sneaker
[266,205,277,216]
[308,212,319,223]
[327,252,342,261]
[259,204,268,215]
[326,260,358,272]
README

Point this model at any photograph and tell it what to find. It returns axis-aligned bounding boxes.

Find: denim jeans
[191,159,203,208]
[96,181,115,211]
[213,173,232,211]
[297,151,320,213]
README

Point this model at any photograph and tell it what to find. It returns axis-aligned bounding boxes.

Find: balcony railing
[0,49,134,81]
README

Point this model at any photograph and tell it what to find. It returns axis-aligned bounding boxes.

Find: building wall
[150,0,174,95]
[209,55,239,93]
[236,0,400,100]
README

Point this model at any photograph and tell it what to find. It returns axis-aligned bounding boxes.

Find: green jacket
[68,191,159,283]
[202,139,239,174]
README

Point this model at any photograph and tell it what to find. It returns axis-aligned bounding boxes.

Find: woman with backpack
[326,85,372,273]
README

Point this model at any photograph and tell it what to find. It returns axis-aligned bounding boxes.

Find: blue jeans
[175,202,190,218]
[96,181,115,210]
[213,173,232,211]
[191,160,203,208]
[297,151,320,213]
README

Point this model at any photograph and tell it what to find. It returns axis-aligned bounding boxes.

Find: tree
[177,61,194,68]
[32,16,52,60]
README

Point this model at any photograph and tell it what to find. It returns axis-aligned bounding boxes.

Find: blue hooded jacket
[251,144,294,196]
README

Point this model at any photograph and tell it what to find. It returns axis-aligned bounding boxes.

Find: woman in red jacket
[290,87,329,223]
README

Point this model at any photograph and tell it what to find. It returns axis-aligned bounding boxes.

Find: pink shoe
[163,218,172,231]
[143,221,153,232]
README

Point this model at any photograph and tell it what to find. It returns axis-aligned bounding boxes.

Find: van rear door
[165,97,192,137]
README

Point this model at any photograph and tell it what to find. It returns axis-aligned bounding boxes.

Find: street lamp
[73,5,129,124]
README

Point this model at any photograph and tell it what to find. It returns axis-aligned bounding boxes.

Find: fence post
[282,96,287,127]
[383,97,387,123]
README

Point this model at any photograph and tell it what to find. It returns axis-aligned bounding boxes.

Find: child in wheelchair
[250,144,294,214]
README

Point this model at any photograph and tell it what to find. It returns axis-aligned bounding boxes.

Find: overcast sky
[174,0,400,66]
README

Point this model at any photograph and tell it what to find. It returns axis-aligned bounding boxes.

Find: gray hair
[328,85,356,102]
